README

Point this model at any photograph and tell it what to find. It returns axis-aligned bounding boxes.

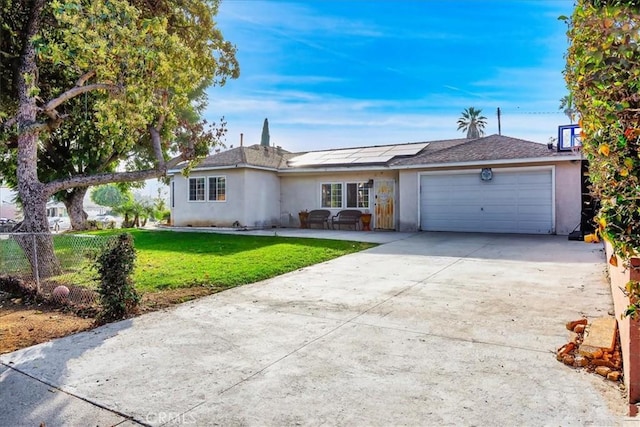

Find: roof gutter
[391,155,582,170]
[168,155,582,176]
[168,164,280,175]
[277,165,391,174]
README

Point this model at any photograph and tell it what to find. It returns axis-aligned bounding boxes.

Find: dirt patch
[0,291,95,354]
[0,286,224,355]
[139,286,222,313]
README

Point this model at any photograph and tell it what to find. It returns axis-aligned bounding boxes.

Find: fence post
[32,233,40,294]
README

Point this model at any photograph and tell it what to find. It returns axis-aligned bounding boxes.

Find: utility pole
[497,107,502,135]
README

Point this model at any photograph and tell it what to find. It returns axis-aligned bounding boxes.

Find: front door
[374,179,395,230]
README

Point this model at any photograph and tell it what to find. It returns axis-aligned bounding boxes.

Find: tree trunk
[13,0,61,279]
[61,187,89,230]
[15,182,62,279]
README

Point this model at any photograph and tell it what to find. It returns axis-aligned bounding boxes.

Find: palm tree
[457,107,488,139]
[559,94,576,123]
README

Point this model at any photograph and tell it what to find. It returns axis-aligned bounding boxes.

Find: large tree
[457,107,487,139]
[0,0,238,274]
[91,184,129,210]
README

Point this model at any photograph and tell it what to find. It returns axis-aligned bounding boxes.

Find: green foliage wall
[564,0,640,259]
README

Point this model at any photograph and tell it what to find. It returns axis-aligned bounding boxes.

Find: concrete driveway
[0,232,630,426]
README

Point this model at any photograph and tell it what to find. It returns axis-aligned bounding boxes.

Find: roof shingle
[391,134,574,166]
[195,144,291,170]
[186,135,575,172]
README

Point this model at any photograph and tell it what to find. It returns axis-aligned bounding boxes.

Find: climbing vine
[564,0,640,316]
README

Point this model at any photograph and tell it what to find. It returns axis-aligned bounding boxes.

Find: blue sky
[208,0,574,152]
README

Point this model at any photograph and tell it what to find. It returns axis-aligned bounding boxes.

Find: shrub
[160,209,171,224]
[95,233,139,323]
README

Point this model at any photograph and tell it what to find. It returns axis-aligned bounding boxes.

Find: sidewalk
[161,224,417,244]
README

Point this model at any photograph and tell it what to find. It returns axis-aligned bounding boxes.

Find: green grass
[0,234,109,286]
[87,229,376,293]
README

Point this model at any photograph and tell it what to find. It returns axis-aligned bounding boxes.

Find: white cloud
[207,1,573,153]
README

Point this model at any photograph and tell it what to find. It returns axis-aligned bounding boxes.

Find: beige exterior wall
[280,170,397,227]
[554,161,582,235]
[171,160,580,233]
[171,168,280,227]
[244,169,281,227]
[397,161,581,235]
[398,170,420,232]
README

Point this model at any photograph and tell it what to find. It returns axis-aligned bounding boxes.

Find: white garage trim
[418,166,556,234]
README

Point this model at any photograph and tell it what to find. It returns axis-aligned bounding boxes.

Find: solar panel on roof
[287,142,429,166]
[351,155,395,163]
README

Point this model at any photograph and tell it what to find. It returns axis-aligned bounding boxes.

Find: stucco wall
[171,168,281,227]
[243,169,281,227]
[398,170,419,232]
[604,241,640,410]
[280,171,397,228]
[554,161,582,235]
[171,169,245,227]
[397,161,581,235]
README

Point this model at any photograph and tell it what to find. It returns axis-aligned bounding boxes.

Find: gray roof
[195,144,293,170]
[391,134,573,166]
[187,135,574,173]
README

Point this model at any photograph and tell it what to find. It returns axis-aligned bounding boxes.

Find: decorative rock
[593,358,617,369]
[573,324,586,334]
[579,346,603,359]
[563,355,575,366]
[566,318,588,331]
[573,356,588,367]
[52,285,70,302]
[568,331,579,344]
[558,342,576,360]
[581,317,617,352]
[596,366,612,377]
[607,371,621,382]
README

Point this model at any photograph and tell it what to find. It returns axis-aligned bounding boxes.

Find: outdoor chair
[306,209,331,229]
[331,210,362,230]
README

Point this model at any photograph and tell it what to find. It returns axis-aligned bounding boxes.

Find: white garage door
[420,169,553,234]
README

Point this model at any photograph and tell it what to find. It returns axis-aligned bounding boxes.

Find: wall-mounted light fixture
[367,179,374,188]
[480,168,493,181]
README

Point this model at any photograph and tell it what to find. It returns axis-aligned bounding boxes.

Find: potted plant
[298,210,309,229]
[361,209,372,231]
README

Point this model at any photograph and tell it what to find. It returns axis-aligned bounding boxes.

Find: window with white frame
[188,177,205,201]
[346,182,370,209]
[321,182,370,209]
[321,183,342,208]
[208,176,226,201]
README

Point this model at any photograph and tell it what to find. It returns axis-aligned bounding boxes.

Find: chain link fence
[0,233,115,309]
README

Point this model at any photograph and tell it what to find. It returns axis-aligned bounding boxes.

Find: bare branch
[75,70,97,87]
[41,83,120,117]
[149,125,166,167]
[45,167,168,196]
[166,154,189,170]
[154,90,168,132]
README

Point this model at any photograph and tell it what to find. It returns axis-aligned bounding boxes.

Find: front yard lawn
[91,229,376,293]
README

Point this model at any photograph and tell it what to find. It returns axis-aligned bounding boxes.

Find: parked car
[93,214,118,229]
[95,214,115,223]
[0,218,17,232]
[48,216,70,231]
